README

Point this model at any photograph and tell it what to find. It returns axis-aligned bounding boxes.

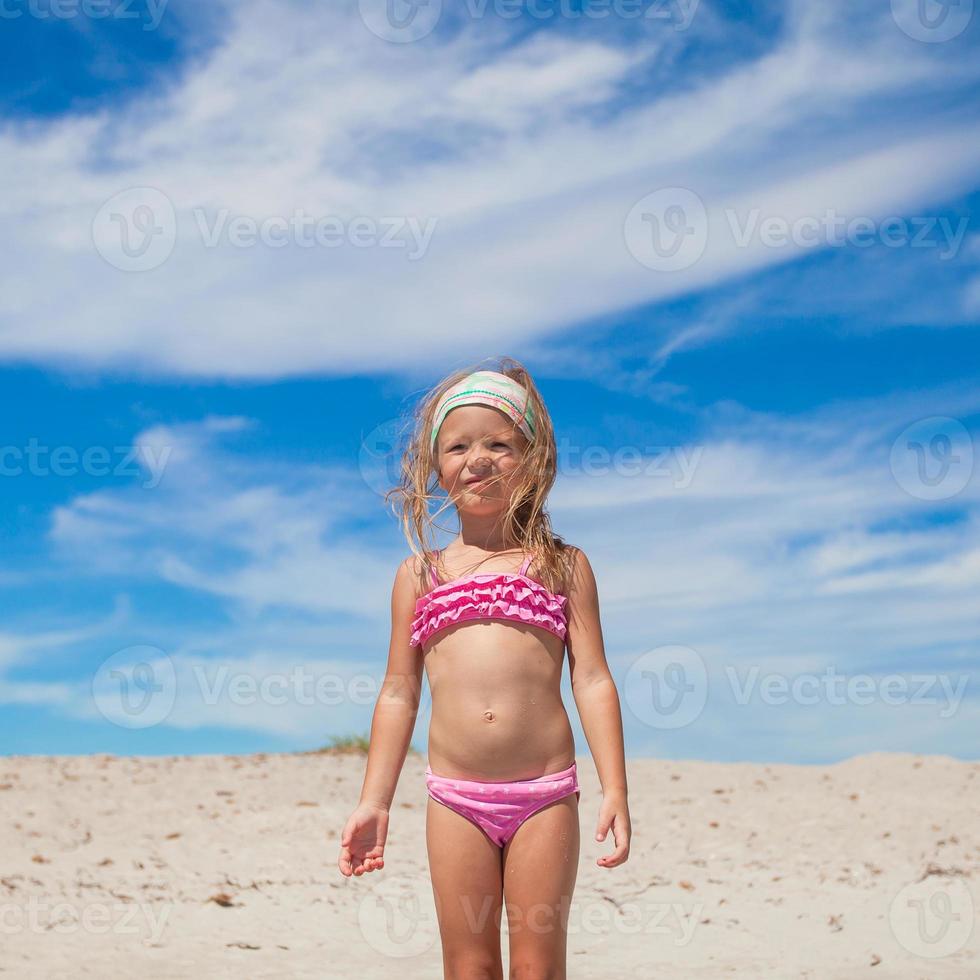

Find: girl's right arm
[338,557,423,876]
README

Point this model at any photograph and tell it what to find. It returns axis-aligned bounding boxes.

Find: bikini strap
[429,549,442,588]
[518,553,534,576]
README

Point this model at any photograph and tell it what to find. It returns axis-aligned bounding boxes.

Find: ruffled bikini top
[410,549,568,650]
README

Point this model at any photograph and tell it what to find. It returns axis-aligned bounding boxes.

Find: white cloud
[0,596,131,673]
[48,417,394,615]
[446,32,644,128]
[0,0,977,378]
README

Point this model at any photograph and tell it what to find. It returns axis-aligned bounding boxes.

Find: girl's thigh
[501,794,580,975]
[426,796,505,978]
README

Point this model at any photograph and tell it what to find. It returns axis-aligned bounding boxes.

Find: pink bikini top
[410,549,568,650]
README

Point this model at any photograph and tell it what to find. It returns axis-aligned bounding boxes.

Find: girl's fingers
[596,847,629,867]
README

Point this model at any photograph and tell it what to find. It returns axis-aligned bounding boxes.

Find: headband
[430,370,535,448]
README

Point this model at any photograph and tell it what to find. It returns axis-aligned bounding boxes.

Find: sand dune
[1,750,977,978]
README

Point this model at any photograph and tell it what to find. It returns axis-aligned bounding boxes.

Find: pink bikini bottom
[425,761,580,848]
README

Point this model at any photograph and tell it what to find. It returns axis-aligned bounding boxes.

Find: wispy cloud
[48,418,389,615]
[1,0,977,379]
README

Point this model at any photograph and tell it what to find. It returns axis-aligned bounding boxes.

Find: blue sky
[0,0,978,764]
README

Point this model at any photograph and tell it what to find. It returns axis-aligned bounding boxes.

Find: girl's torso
[413,547,576,780]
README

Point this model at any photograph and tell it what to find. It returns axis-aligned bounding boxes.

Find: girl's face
[434,405,529,513]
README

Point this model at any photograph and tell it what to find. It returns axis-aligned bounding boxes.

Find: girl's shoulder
[401,549,442,602]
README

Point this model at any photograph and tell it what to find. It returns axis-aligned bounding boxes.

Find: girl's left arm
[565,547,631,868]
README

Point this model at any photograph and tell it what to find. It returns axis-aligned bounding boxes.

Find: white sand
[1,750,977,979]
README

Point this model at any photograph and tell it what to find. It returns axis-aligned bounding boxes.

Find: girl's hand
[594,794,631,868]
[338,803,390,877]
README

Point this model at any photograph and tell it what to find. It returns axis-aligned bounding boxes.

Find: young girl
[338,358,631,978]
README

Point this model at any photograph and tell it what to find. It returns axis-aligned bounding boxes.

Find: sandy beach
[1,749,977,979]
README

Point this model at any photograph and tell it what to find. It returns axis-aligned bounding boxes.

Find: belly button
[483,710,495,722]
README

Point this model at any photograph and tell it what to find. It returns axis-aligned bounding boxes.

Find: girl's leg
[426,796,505,980]
[501,794,580,980]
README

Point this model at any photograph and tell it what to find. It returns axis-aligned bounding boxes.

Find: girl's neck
[454,516,520,553]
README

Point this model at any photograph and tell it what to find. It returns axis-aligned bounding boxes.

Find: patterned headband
[430,370,535,448]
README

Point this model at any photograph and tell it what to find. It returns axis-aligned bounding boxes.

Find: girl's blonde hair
[385,355,576,597]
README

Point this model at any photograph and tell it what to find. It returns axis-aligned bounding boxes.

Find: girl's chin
[456,492,504,510]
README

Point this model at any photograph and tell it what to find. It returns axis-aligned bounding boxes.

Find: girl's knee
[509,961,559,980]
[444,951,502,980]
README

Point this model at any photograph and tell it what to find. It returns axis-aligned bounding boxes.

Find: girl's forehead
[440,404,519,437]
